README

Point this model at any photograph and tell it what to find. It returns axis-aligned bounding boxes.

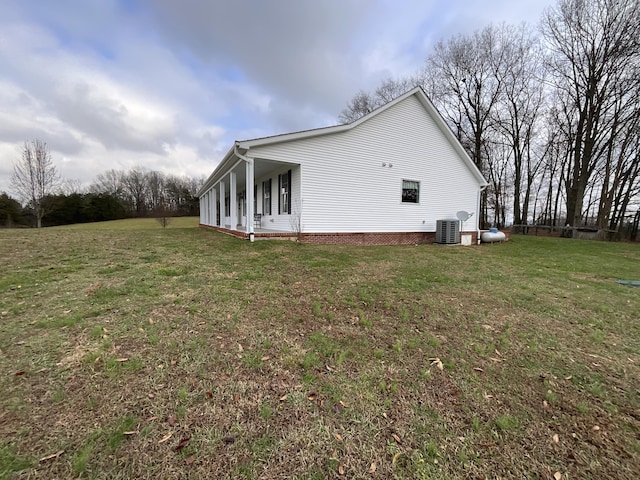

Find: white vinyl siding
[249,94,480,233]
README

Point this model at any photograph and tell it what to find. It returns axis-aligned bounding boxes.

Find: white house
[197,87,488,245]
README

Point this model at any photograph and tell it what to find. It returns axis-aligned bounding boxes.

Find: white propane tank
[481,227,506,243]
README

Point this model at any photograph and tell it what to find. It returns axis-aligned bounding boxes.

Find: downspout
[477,185,488,244]
[234,144,255,242]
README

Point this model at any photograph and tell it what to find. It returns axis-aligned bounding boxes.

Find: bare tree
[91,169,125,197]
[338,77,422,124]
[426,25,507,227]
[11,140,61,228]
[541,0,640,228]
[122,168,149,216]
[492,24,546,226]
[60,178,84,195]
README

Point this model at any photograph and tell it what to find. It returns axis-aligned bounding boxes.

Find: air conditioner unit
[436,219,460,244]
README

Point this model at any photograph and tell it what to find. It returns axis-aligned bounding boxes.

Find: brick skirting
[299,231,479,245]
[200,224,479,245]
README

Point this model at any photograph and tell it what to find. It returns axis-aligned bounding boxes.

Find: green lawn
[0,218,638,479]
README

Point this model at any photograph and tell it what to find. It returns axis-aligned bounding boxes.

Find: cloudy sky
[0,0,555,195]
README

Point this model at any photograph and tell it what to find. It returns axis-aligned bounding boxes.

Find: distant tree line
[340,0,640,240]
[89,168,203,219]
[4,141,204,228]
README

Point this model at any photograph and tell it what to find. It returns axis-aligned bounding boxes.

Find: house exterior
[197,87,488,245]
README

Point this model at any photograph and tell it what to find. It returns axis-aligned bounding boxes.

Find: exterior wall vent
[436,219,460,244]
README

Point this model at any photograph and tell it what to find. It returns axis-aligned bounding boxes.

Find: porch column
[229,171,237,230]
[215,185,221,227]
[219,181,226,228]
[209,188,216,226]
[245,159,255,240]
[200,192,209,225]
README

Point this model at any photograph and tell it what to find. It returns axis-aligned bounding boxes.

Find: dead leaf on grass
[333,402,344,413]
[13,370,25,376]
[168,415,176,426]
[338,464,345,475]
[474,367,484,372]
[554,472,562,480]
[369,462,377,473]
[543,400,549,409]
[392,452,401,465]
[237,343,243,352]
[279,394,288,402]
[391,433,402,444]
[553,434,559,443]
[334,433,343,442]
[483,392,493,400]
[185,455,195,465]
[307,392,318,401]
[478,442,496,447]
[174,436,190,452]
[39,450,64,462]
[158,431,173,443]
[430,358,444,370]
[116,358,128,362]
[222,435,236,444]
[205,391,213,398]
[592,425,600,431]
[261,356,270,361]
[123,430,139,435]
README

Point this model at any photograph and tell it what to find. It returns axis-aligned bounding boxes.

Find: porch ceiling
[217,158,293,189]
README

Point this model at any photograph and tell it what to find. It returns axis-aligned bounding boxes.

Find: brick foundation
[299,231,479,245]
[200,224,479,245]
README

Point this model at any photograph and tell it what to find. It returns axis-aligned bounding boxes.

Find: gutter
[233,144,255,242]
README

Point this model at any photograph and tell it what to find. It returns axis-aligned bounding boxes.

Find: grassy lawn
[0,217,638,479]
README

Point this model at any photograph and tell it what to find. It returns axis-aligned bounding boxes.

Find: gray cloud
[0,0,555,195]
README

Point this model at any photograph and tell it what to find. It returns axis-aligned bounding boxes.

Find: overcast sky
[0,0,555,195]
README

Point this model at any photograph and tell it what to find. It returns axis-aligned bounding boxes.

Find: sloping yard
[1,218,638,479]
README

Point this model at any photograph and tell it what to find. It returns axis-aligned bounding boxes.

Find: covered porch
[198,144,299,241]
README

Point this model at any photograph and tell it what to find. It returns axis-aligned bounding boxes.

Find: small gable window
[402,180,420,203]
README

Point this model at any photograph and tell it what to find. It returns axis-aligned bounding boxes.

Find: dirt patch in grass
[0,221,638,479]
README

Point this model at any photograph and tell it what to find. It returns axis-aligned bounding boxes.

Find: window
[225,195,230,216]
[279,170,291,214]
[402,180,419,203]
[262,179,271,215]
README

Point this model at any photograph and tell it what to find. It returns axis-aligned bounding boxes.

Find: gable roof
[197,87,488,197]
